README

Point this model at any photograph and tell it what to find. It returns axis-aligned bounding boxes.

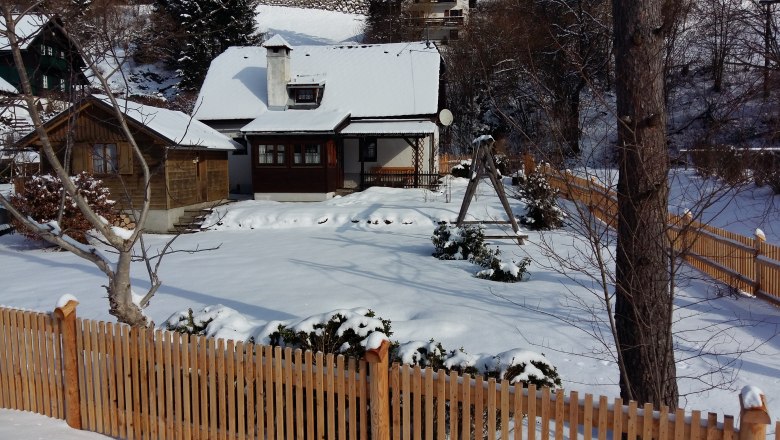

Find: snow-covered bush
[451,159,472,178]
[268,309,393,360]
[10,172,119,244]
[431,223,492,262]
[166,308,214,335]
[514,166,565,230]
[394,340,561,389]
[475,251,531,282]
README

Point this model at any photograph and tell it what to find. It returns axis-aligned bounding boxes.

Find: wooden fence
[1,301,777,439]
[540,164,780,306]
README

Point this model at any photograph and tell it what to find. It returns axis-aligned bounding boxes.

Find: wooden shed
[14,95,237,232]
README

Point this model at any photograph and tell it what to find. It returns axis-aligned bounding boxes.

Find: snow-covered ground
[255,5,365,45]
[2,177,779,435]
[0,410,111,439]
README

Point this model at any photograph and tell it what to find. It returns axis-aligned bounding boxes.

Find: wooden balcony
[405,16,465,27]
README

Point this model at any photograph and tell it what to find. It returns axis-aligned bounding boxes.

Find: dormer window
[288,85,324,108]
[295,88,316,103]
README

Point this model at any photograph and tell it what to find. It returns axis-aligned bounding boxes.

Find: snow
[0,14,49,50]
[91,95,237,150]
[55,294,78,310]
[0,410,112,439]
[340,119,438,135]
[741,385,765,409]
[3,176,780,428]
[255,5,365,46]
[194,41,440,122]
[241,108,350,133]
[0,75,17,94]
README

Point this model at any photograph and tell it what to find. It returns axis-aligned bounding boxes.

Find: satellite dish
[438,109,453,126]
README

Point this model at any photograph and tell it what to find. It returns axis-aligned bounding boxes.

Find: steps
[170,208,213,234]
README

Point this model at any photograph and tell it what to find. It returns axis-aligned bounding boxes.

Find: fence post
[754,230,765,296]
[738,387,771,440]
[54,299,81,430]
[365,340,390,440]
[523,153,535,175]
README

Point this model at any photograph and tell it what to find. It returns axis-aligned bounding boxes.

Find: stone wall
[258,0,369,15]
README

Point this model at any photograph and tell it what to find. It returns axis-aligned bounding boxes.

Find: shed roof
[16,95,238,151]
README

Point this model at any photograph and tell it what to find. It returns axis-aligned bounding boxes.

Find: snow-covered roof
[242,109,350,133]
[340,120,437,136]
[0,76,17,94]
[0,149,39,163]
[93,96,237,150]
[195,41,441,123]
[263,34,293,49]
[0,14,50,50]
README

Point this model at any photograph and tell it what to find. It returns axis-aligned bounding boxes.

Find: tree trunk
[612,0,679,408]
[108,250,147,326]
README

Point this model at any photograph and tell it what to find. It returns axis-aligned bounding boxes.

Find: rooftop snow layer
[94,95,238,150]
[340,119,437,135]
[242,109,350,133]
[194,41,440,122]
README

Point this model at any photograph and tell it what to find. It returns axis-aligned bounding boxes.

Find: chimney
[262,35,293,111]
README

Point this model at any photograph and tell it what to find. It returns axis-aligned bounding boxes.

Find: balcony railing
[345,172,443,191]
[405,16,465,27]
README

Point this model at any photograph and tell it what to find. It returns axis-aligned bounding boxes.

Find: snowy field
[2,175,780,440]
[255,5,365,45]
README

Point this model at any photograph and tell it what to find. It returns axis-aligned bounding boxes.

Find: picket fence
[539,164,780,306]
[0,301,777,439]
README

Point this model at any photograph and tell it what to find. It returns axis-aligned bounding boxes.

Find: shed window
[92,143,118,174]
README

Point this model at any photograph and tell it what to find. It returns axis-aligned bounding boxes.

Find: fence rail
[1,302,777,439]
[540,164,780,305]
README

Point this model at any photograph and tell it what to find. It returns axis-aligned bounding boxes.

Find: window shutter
[118,142,133,175]
[71,143,90,173]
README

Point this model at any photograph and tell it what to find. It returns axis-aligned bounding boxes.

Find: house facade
[195,36,444,202]
[14,95,237,232]
[0,14,88,97]
[406,0,474,43]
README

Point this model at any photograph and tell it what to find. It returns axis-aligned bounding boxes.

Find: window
[59,50,65,59]
[359,137,378,162]
[258,144,285,165]
[294,144,321,165]
[60,78,66,91]
[40,44,47,55]
[449,29,460,40]
[92,143,118,174]
[294,88,316,103]
[42,75,49,89]
[448,9,463,16]
[47,46,53,56]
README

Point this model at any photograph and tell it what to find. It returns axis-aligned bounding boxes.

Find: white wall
[343,135,436,175]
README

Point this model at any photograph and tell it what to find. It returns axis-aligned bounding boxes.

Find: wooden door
[197,154,208,202]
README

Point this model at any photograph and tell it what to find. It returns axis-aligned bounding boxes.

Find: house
[194,36,445,202]
[406,0,475,43]
[0,14,88,97]
[14,95,238,232]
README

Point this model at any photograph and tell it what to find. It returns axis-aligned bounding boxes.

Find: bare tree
[0,3,157,326]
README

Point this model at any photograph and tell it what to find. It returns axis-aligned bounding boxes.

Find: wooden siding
[251,137,341,194]
[31,103,229,211]
[38,109,169,210]
[166,150,229,208]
